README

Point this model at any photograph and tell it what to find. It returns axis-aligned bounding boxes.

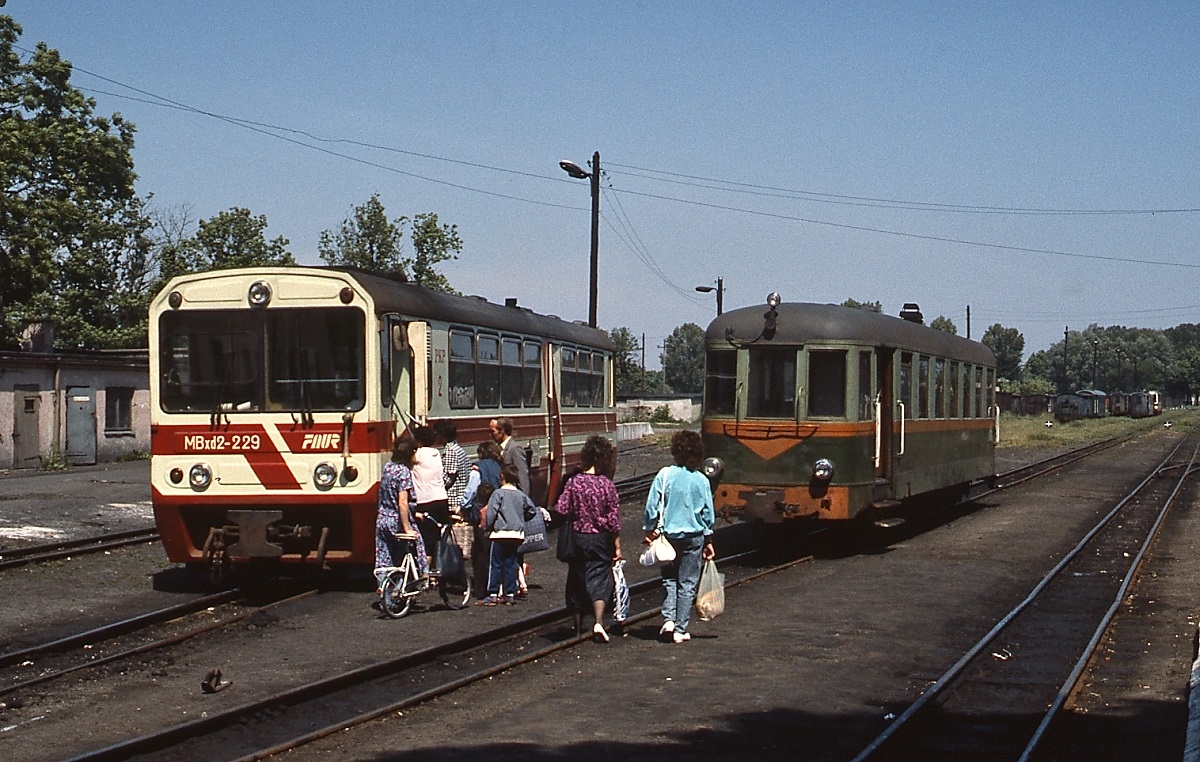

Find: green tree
[842,298,882,313]
[930,315,957,334]
[407,212,460,293]
[608,326,656,396]
[0,16,148,348]
[661,322,705,394]
[981,323,1025,381]
[189,207,294,270]
[318,194,405,279]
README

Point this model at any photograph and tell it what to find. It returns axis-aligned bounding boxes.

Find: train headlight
[189,463,213,490]
[314,462,338,488]
[703,457,724,479]
[247,280,272,307]
[813,458,835,481]
[169,467,184,485]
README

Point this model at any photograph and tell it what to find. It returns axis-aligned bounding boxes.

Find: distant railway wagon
[700,298,997,525]
[1129,390,1163,418]
[149,267,615,572]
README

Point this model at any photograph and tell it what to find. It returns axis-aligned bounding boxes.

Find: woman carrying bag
[642,430,715,644]
[553,435,622,643]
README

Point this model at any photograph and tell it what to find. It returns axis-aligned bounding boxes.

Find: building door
[12,385,41,469]
[65,386,97,465]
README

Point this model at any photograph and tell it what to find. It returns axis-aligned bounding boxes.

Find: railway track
[0,586,319,701]
[0,527,160,571]
[63,546,811,762]
[851,422,1200,760]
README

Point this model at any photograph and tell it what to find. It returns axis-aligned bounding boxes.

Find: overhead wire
[39,46,1200,276]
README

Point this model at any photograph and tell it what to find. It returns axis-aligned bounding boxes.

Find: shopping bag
[639,534,676,567]
[694,559,725,621]
[518,510,550,554]
[437,524,467,586]
[612,560,630,622]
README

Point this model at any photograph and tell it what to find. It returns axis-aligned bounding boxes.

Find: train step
[874,517,906,529]
[870,499,902,510]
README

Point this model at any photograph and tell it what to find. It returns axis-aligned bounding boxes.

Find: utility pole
[966,305,971,339]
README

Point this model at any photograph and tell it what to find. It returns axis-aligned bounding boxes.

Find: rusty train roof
[706,302,995,366]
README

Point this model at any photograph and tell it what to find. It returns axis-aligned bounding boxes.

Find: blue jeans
[659,534,705,633]
[487,538,522,597]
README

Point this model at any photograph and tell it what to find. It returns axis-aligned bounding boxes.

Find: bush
[650,405,674,424]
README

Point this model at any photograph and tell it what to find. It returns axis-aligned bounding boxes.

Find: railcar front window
[705,350,737,416]
[159,308,364,413]
[918,355,930,419]
[935,358,946,418]
[900,353,913,414]
[561,348,577,407]
[747,347,796,418]
[808,350,847,418]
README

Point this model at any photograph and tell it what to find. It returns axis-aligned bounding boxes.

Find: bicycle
[375,516,473,619]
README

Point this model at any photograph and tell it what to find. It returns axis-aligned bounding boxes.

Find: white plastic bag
[612,560,629,622]
[694,559,725,621]
[639,534,676,567]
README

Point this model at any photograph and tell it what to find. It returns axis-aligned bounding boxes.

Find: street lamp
[695,277,725,316]
[559,151,600,328]
[1092,340,1099,389]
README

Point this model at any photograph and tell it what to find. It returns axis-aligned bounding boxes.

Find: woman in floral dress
[375,436,427,586]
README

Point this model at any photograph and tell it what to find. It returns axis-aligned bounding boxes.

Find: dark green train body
[701,299,996,524]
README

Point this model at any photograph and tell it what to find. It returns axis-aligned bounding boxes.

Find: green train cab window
[705,350,737,416]
[918,355,930,419]
[858,351,873,420]
[747,347,796,418]
[935,358,946,418]
[949,361,960,417]
[808,350,847,418]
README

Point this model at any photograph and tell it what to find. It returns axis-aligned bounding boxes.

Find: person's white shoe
[659,621,675,641]
[672,631,691,644]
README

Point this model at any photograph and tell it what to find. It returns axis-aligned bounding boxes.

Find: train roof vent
[899,303,924,324]
[466,295,488,302]
[505,298,518,308]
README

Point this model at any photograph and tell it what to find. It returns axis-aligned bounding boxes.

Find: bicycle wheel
[381,558,418,619]
[439,573,472,610]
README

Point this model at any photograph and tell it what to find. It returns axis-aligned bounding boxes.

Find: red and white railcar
[149,267,615,572]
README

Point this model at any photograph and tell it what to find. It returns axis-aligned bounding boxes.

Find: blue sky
[10,2,1200,367]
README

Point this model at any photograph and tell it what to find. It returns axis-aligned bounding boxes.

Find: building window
[106,387,134,433]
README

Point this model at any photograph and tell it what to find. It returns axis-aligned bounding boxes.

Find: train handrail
[993,405,1001,444]
[897,402,906,456]
[873,396,882,468]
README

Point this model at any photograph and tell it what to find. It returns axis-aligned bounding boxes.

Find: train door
[383,317,430,429]
[874,348,894,485]
[12,385,41,469]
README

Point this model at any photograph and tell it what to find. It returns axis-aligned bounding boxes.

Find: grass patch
[999,408,1198,450]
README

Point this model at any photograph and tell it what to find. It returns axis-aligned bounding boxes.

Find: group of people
[375,421,717,646]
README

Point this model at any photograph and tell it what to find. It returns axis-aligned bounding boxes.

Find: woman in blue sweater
[642,430,715,643]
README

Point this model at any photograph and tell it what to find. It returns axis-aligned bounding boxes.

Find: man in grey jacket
[488,416,530,495]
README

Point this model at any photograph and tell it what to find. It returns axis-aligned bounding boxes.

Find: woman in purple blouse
[553,434,622,642]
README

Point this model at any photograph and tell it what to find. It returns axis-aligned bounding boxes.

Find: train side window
[985,368,995,415]
[949,361,960,417]
[578,351,593,407]
[523,342,542,407]
[747,346,796,418]
[917,355,930,419]
[448,330,476,409]
[501,337,522,407]
[561,347,577,407]
[589,352,605,407]
[477,334,500,408]
[961,363,972,417]
[705,350,737,416]
[809,350,847,418]
[858,350,873,421]
[899,353,913,414]
[974,366,984,418]
[935,358,946,418]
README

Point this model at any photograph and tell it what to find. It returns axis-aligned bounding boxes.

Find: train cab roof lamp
[248,280,272,307]
[900,303,924,324]
[559,159,591,179]
[767,292,781,308]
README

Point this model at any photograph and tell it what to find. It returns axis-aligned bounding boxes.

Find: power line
[42,48,1200,272]
[605,161,1200,216]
